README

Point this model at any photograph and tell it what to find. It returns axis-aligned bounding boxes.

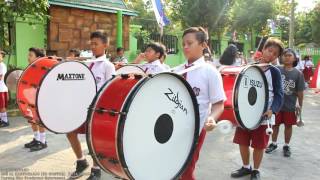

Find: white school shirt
[295,60,305,71]
[140,60,167,74]
[87,55,115,90]
[174,57,226,131]
[304,60,314,68]
[0,62,8,92]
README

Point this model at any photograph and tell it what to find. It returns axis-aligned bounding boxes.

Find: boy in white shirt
[176,27,226,180]
[0,50,9,128]
[67,31,115,180]
[133,42,167,74]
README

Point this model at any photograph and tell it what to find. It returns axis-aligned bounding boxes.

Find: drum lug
[41,66,50,71]
[120,74,130,79]
[93,107,127,117]
[134,74,143,79]
[31,64,37,68]
[21,80,28,85]
[18,100,26,104]
[28,103,36,109]
[108,158,119,165]
[30,83,38,89]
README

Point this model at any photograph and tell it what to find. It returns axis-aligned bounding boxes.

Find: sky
[296,0,318,12]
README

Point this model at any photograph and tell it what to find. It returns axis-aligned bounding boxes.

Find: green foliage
[229,0,275,34]
[311,2,320,45]
[0,0,49,50]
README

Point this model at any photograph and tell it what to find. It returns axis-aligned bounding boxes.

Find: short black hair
[220,44,238,65]
[69,49,80,57]
[117,47,124,52]
[145,42,165,59]
[29,47,45,57]
[0,50,6,58]
[90,31,108,44]
[183,27,208,44]
[263,38,284,57]
[281,48,298,67]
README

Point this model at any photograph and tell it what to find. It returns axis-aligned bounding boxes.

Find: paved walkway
[0,89,319,180]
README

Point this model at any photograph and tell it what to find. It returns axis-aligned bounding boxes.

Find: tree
[229,0,276,49]
[295,12,313,45]
[170,0,233,52]
[126,0,158,32]
[311,2,320,45]
[0,0,49,50]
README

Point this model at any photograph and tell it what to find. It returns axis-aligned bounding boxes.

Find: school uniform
[233,65,284,149]
[75,55,115,134]
[0,62,8,109]
[174,56,226,180]
[140,60,167,74]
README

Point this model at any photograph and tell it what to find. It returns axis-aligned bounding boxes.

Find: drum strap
[173,64,206,76]
[89,62,95,70]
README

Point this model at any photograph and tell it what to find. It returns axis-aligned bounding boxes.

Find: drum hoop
[117,72,200,179]
[16,57,56,117]
[118,65,144,71]
[35,61,97,134]
[86,75,118,175]
[233,65,269,130]
[86,75,148,178]
[4,68,23,85]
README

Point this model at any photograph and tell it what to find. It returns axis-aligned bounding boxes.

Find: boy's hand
[263,109,273,119]
[296,105,301,113]
[135,53,145,63]
[204,117,217,132]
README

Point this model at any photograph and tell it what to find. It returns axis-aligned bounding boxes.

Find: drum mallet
[265,117,273,135]
[216,120,233,134]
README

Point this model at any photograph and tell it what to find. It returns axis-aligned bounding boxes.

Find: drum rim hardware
[233,65,269,130]
[86,72,200,180]
[117,72,200,180]
[35,60,97,133]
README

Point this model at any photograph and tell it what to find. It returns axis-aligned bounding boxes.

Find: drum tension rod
[92,107,127,117]
[96,153,119,164]
[30,84,38,89]
[41,66,50,71]
[134,74,143,79]
[108,158,119,165]
[18,100,26,104]
[120,74,130,79]
[21,80,28,85]
[28,104,36,108]
[31,64,37,68]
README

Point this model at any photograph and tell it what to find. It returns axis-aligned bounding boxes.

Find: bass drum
[218,65,269,130]
[87,72,199,180]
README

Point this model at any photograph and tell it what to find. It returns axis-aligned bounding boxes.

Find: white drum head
[5,69,23,93]
[234,65,268,130]
[120,73,199,179]
[37,61,96,133]
[116,65,145,75]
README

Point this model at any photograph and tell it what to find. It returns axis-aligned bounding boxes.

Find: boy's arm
[204,101,224,131]
[271,67,284,113]
[297,91,304,108]
[205,67,226,131]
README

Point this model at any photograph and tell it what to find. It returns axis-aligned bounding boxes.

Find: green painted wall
[15,20,46,69]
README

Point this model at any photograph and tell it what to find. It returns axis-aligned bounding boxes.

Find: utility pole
[289,0,295,48]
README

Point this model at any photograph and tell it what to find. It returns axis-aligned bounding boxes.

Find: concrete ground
[0,89,319,180]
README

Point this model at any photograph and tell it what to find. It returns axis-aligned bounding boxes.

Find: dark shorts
[72,122,87,134]
[233,125,269,149]
[276,111,297,126]
[0,92,8,109]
